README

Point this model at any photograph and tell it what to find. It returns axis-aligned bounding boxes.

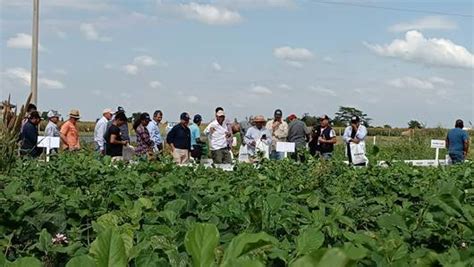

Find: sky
[0,0,473,127]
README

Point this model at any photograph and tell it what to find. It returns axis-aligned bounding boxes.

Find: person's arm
[166,127,176,152]
[60,124,69,146]
[203,123,212,136]
[463,132,469,157]
[244,128,254,146]
[445,134,450,149]
[320,129,337,144]
[342,127,351,143]
[110,133,127,145]
[264,130,272,145]
[97,122,107,151]
[355,126,367,142]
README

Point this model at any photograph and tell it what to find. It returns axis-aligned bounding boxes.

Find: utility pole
[30,0,39,105]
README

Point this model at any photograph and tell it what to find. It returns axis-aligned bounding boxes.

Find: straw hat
[69,109,81,119]
[253,115,266,123]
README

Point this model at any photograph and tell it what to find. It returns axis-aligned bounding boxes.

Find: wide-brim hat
[69,109,81,119]
[47,110,61,118]
[253,115,266,123]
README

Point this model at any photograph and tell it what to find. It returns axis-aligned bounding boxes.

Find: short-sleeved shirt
[287,120,308,148]
[105,125,123,157]
[447,128,469,155]
[166,124,191,150]
[45,121,60,137]
[60,120,80,150]
[189,123,201,147]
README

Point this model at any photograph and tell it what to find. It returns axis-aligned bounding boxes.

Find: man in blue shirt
[189,114,203,161]
[446,119,469,164]
[147,110,164,152]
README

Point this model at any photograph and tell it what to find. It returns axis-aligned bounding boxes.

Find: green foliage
[333,106,372,127]
[408,120,425,129]
[0,153,473,266]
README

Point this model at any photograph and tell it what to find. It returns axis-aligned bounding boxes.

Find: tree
[383,124,392,129]
[41,111,49,121]
[129,112,141,123]
[333,106,371,127]
[301,113,318,126]
[407,120,425,129]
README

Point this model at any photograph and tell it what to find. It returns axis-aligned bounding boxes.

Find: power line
[309,0,474,18]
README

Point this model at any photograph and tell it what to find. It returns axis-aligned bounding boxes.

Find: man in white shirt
[204,110,232,164]
[94,108,113,154]
[147,110,164,153]
[244,115,272,157]
[343,116,367,166]
[266,109,288,160]
[44,110,61,137]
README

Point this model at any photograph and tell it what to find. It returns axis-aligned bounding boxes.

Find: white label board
[37,136,60,148]
[276,142,295,153]
[430,139,446,149]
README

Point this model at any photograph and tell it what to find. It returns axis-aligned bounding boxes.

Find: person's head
[27,103,37,113]
[216,110,225,124]
[102,108,113,120]
[249,116,255,126]
[153,110,163,123]
[28,111,41,125]
[455,119,464,129]
[114,112,128,127]
[253,115,266,129]
[116,106,126,116]
[140,113,151,127]
[69,109,81,123]
[288,114,297,122]
[320,115,330,127]
[215,107,224,114]
[274,109,283,121]
[47,110,61,123]
[193,114,202,126]
[180,112,190,126]
[350,115,360,127]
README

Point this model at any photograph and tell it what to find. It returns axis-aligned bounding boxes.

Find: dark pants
[211,148,232,164]
[449,153,465,164]
[191,145,203,161]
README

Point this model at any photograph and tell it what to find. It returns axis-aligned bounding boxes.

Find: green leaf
[223,258,265,267]
[296,228,325,256]
[316,248,351,267]
[135,251,163,267]
[222,232,277,264]
[89,228,128,267]
[66,255,96,267]
[184,223,219,267]
[343,243,368,260]
[137,197,153,209]
[6,257,42,267]
[37,229,52,252]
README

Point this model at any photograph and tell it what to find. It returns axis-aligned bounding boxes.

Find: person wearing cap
[107,106,130,142]
[133,113,155,157]
[104,112,129,158]
[20,111,42,157]
[94,108,113,154]
[189,114,204,161]
[446,119,469,164]
[204,110,232,164]
[45,110,61,138]
[266,109,288,160]
[166,112,192,164]
[287,114,310,161]
[343,116,367,165]
[317,115,337,160]
[147,110,164,153]
[244,115,272,157]
[20,103,37,135]
[60,109,81,151]
[215,107,234,146]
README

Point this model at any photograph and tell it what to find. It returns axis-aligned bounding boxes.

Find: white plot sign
[276,142,295,153]
[430,139,446,149]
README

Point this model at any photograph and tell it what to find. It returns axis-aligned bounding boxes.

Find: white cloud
[80,23,111,42]
[212,62,222,71]
[122,64,138,75]
[149,81,163,89]
[389,16,457,32]
[249,85,273,95]
[309,85,337,96]
[365,30,474,69]
[274,46,313,61]
[286,61,304,68]
[133,55,157,66]
[187,95,199,103]
[1,0,110,10]
[387,76,454,90]
[216,0,295,8]
[323,56,334,63]
[6,33,44,50]
[53,69,68,75]
[4,67,64,89]
[278,83,293,91]
[180,2,242,25]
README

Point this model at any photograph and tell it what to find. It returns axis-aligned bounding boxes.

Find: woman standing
[133,113,154,157]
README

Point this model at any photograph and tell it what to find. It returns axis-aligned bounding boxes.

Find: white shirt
[343,125,367,143]
[204,120,229,151]
[94,116,109,151]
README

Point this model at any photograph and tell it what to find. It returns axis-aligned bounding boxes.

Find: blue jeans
[270,151,284,160]
[449,153,465,164]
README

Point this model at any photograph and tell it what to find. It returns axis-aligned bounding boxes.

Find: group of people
[18,104,469,165]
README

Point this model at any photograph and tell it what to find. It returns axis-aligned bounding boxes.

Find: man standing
[446,119,469,164]
[45,110,61,137]
[94,108,113,154]
[60,109,81,151]
[266,109,288,160]
[287,114,309,160]
[189,114,204,161]
[20,111,42,157]
[343,116,367,165]
[239,116,254,140]
[166,112,192,164]
[104,112,129,158]
[147,110,164,153]
[318,115,337,159]
[244,115,272,157]
[205,110,232,164]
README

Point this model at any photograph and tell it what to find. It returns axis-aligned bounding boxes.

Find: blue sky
[1,0,473,127]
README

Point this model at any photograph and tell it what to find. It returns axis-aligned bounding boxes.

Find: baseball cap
[193,114,202,123]
[216,110,225,117]
[320,115,330,121]
[103,108,113,115]
[288,114,297,120]
[351,116,360,123]
[140,112,151,121]
[47,110,61,118]
[117,106,125,113]
[180,112,190,121]
[274,109,283,117]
